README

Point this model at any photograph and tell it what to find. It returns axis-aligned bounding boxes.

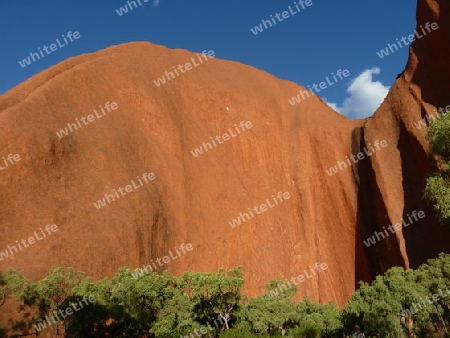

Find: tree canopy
[425,111,450,223]
[1,254,450,336]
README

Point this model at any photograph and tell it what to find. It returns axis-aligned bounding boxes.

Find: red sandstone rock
[1,2,449,334]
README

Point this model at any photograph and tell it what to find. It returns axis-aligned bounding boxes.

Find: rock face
[359,0,450,279]
[0,2,449,326]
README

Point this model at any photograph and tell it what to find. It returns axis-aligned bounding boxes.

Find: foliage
[427,112,450,161]
[0,325,7,338]
[19,266,86,328]
[178,266,244,333]
[343,255,450,336]
[0,268,28,306]
[2,255,450,336]
[238,295,298,335]
[425,112,450,223]
[424,173,450,223]
[296,297,342,336]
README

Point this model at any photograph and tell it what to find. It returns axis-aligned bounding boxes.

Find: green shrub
[427,112,450,161]
[0,325,8,338]
[219,327,271,337]
[425,111,450,223]
[424,173,450,223]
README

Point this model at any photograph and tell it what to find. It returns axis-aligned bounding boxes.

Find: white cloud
[323,99,341,114]
[326,68,390,119]
[153,0,160,6]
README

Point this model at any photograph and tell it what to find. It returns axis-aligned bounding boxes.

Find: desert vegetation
[1,253,450,337]
[425,111,450,224]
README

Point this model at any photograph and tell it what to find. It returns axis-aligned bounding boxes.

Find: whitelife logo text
[153,51,215,87]
[250,0,313,35]
[93,172,155,209]
[56,102,119,139]
[0,224,58,261]
[288,69,350,107]
[363,210,425,247]
[18,31,81,68]
[266,262,329,298]
[33,295,96,332]
[229,191,290,228]
[0,153,21,172]
[377,22,438,59]
[325,140,388,177]
[132,243,193,279]
[190,121,253,158]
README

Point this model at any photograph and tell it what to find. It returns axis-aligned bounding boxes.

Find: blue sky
[0,0,416,118]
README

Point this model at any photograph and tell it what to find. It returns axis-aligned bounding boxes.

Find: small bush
[425,112,450,223]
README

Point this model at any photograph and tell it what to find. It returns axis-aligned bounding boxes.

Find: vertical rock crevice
[353,125,405,284]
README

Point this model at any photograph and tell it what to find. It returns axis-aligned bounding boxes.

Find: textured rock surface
[359,0,450,279]
[0,3,449,331]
